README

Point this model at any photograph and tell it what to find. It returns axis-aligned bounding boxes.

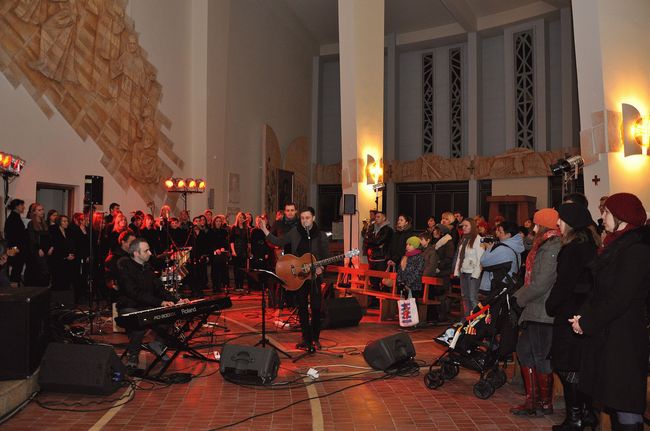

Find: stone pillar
[338,0,384,260]
[467,32,480,218]
[573,0,650,216]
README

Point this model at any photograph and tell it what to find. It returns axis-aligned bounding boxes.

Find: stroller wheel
[440,362,459,380]
[485,368,507,388]
[424,371,444,389]
[473,380,495,399]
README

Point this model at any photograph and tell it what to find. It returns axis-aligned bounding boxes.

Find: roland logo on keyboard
[181,306,197,315]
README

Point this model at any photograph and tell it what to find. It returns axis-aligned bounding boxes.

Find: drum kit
[160,247,192,294]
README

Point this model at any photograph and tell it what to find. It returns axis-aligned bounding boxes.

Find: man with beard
[268,202,299,309]
[259,207,329,351]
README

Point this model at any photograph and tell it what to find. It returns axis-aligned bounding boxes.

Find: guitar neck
[313,253,349,267]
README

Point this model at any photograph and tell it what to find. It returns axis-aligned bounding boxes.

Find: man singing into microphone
[258,207,329,351]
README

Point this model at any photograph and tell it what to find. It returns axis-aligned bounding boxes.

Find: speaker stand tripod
[246,269,292,359]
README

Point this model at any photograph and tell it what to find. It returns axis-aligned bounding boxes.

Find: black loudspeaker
[0,287,50,380]
[322,297,363,329]
[220,344,279,385]
[84,175,103,205]
[362,333,416,371]
[342,194,356,215]
[39,343,127,395]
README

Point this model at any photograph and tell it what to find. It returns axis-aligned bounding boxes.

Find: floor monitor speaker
[322,297,362,329]
[362,333,416,371]
[39,343,127,395]
[220,344,279,385]
[0,287,50,379]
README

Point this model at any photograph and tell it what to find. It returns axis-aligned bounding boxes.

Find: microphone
[304,222,311,240]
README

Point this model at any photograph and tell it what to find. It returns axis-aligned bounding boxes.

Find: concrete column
[338,0,385,260]
[189,0,209,215]
[573,0,650,216]
[310,56,320,209]
[467,32,480,218]
[385,33,397,223]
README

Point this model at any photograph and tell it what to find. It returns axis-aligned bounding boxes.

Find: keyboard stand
[142,311,217,380]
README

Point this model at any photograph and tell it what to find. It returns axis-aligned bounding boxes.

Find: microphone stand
[293,223,342,363]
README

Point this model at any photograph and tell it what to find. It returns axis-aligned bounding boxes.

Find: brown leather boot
[536,371,554,415]
[510,366,537,416]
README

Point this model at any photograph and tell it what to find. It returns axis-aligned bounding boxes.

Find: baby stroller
[424,271,520,399]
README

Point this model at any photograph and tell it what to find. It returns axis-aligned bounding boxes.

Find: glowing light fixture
[366,154,384,185]
[622,103,650,156]
[163,177,206,193]
[0,152,25,176]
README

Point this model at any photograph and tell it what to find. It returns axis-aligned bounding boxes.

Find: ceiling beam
[440,0,477,33]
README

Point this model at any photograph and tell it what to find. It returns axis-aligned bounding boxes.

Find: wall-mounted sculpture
[0,0,184,207]
[314,147,580,185]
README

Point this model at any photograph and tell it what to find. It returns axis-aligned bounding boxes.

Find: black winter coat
[365,224,393,261]
[578,226,650,413]
[389,225,414,263]
[545,237,597,371]
[5,210,27,250]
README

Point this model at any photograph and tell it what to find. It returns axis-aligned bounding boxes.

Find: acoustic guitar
[275,249,360,291]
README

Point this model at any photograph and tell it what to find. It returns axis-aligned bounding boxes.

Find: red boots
[510,366,554,416]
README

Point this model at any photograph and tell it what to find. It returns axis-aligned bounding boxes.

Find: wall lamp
[366,154,383,185]
[622,103,650,156]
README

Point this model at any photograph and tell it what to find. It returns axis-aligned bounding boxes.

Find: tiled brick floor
[3,292,573,430]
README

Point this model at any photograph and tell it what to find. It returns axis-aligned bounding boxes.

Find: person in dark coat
[4,198,28,284]
[209,215,230,292]
[365,211,393,290]
[50,215,77,293]
[25,203,52,287]
[546,203,599,430]
[388,214,414,267]
[570,193,650,431]
[70,212,90,305]
[229,212,249,292]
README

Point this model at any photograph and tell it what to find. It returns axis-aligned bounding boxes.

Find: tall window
[422,53,434,153]
[514,30,535,150]
[449,47,463,158]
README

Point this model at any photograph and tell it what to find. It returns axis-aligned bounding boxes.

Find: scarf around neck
[405,249,422,257]
[601,223,638,253]
[524,228,560,286]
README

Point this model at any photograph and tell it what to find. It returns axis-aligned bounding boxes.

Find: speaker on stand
[83,175,104,335]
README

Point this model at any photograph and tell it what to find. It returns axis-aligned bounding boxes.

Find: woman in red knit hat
[570,193,650,430]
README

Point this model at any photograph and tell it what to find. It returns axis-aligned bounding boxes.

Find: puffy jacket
[452,236,484,279]
[479,234,525,292]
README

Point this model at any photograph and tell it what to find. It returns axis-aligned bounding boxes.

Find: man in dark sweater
[116,238,188,369]
[268,203,299,308]
[259,207,329,351]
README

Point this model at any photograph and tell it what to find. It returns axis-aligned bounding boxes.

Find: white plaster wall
[492,177,548,209]
[0,0,194,215]
[480,34,505,157]
[573,0,650,215]
[319,60,342,165]
[223,0,318,213]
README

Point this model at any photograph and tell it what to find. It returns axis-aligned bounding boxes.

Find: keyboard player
[116,238,189,370]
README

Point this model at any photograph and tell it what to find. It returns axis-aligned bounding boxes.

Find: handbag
[381,263,396,288]
[398,288,419,328]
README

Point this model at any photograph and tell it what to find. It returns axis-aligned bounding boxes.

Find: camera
[550,155,584,176]
[480,235,496,244]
